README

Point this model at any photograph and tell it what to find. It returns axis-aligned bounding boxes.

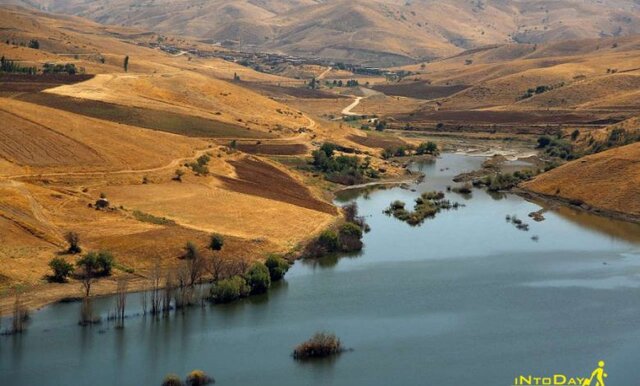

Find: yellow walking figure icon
[583,361,607,386]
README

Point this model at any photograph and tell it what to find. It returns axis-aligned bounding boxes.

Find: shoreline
[0,214,345,318]
[515,188,640,225]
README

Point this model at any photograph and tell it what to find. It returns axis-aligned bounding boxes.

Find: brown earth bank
[235,142,308,156]
[248,82,350,100]
[0,73,94,94]
[218,157,337,215]
[520,142,640,222]
[371,82,469,100]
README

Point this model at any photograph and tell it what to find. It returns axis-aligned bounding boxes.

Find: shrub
[452,183,472,194]
[536,136,552,148]
[209,276,250,304]
[293,332,342,360]
[185,370,214,386]
[48,257,74,283]
[190,163,209,176]
[162,374,185,386]
[318,230,339,252]
[209,234,224,251]
[416,141,439,155]
[245,262,271,294]
[133,210,175,225]
[265,254,290,281]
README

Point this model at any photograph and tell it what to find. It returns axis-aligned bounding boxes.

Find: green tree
[245,262,271,294]
[28,39,39,49]
[77,251,114,277]
[265,254,290,281]
[123,55,129,72]
[48,257,74,282]
[96,251,115,276]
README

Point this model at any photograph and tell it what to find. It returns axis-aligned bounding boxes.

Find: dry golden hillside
[9,0,640,66]
[521,142,640,220]
[373,35,640,134]
[0,5,348,311]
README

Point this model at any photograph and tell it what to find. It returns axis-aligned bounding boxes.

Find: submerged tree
[10,288,29,334]
[114,279,128,328]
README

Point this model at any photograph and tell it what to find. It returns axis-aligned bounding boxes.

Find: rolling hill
[0,5,343,306]
[6,0,640,66]
[521,141,640,221]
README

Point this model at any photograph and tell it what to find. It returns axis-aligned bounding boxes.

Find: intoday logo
[513,361,608,386]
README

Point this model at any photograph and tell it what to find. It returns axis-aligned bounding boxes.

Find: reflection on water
[2,153,640,386]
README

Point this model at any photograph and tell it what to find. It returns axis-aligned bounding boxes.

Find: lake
[2,153,640,386]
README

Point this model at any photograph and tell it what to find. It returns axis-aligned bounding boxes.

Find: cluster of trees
[43,62,78,75]
[384,191,462,226]
[209,254,290,304]
[311,143,378,185]
[381,141,438,159]
[0,56,37,74]
[48,232,114,284]
[305,203,368,257]
[325,79,359,88]
[4,39,39,49]
[479,170,537,192]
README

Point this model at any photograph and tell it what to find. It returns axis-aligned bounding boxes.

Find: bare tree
[208,253,227,281]
[11,289,29,334]
[114,279,128,328]
[150,261,162,315]
[78,265,96,325]
[162,271,174,315]
[175,262,193,310]
[184,242,205,286]
[141,286,148,316]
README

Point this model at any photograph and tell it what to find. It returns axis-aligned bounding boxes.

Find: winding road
[341,96,363,116]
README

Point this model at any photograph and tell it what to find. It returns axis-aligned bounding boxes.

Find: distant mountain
[7,0,640,66]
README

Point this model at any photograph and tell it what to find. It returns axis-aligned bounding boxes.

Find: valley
[0,2,640,384]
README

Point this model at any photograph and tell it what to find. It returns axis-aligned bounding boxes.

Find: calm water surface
[2,154,640,386]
